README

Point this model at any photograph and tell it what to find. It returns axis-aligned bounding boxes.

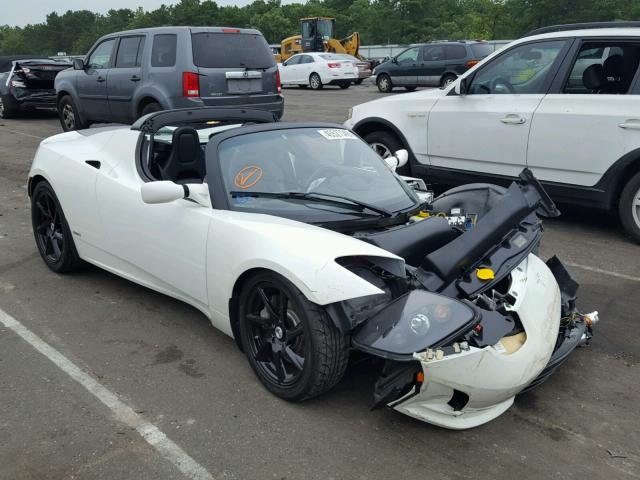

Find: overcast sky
[1,0,292,27]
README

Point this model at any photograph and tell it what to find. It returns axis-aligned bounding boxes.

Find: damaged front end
[329,169,597,429]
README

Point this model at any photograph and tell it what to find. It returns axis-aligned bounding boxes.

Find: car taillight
[327,62,341,68]
[182,71,200,97]
[276,69,282,94]
[465,60,480,69]
[222,28,240,33]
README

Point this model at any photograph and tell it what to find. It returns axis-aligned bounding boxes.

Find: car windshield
[217,127,418,219]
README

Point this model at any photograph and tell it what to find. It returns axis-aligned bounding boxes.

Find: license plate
[227,78,262,94]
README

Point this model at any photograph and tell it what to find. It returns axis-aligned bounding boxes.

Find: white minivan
[345,22,640,242]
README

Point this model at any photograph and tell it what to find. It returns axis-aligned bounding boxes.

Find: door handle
[500,114,527,125]
[130,75,141,82]
[96,76,106,83]
[618,120,640,130]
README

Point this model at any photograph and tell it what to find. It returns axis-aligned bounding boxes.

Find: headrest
[582,64,606,91]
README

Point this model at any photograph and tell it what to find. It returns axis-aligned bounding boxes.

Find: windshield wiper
[230,191,393,217]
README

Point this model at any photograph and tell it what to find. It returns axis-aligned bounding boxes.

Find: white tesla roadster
[28,107,596,429]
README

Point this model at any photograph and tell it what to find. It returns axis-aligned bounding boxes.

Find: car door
[419,45,446,86]
[390,47,420,86]
[77,38,117,121]
[427,39,569,177]
[94,136,211,309]
[298,55,316,82]
[528,39,640,187]
[280,55,303,84]
[108,35,146,123]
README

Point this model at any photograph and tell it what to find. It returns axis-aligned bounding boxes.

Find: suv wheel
[619,171,640,243]
[363,130,410,175]
[405,85,417,91]
[309,73,323,90]
[441,73,457,88]
[376,74,393,93]
[140,102,162,117]
[58,95,88,131]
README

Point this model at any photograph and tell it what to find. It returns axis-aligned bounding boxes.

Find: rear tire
[376,74,393,93]
[140,102,162,117]
[238,271,348,401]
[619,171,640,243]
[405,85,417,91]
[339,82,350,89]
[355,78,364,85]
[441,73,457,88]
[298,84,308,89]
[58,95,88,131]
[0,95,18,119]
[309,73,323,90]
[31,181,83,273]
[364,130,410,175]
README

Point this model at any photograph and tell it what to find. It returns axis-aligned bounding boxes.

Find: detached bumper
[394,254,562,429]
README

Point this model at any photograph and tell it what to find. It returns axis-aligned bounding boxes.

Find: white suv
[345,22,640,242]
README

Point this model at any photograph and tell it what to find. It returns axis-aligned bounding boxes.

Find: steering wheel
[490,76,515,94]
[304,165,343,192]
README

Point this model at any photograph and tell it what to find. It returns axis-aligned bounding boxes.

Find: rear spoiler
[419,169,559,290]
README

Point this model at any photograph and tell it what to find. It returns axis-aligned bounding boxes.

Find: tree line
[1,0,639,56]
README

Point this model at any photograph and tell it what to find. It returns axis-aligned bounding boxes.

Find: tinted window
[470,43,493,58]
[445,45,467,60]
[469,40,565,94]
[192,33,274,69]
[396,47,419,64]
[423,46,445,61]
[87,39,116,69]
[115,36,144,68]
[564,42,640,94]
[151,34,177,67]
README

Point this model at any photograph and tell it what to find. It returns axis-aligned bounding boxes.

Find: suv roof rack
[522,21,640,38]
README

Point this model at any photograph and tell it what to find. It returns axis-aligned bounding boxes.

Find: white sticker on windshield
[317,129,357,140]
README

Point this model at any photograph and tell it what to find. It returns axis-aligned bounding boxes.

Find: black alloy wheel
[31,181,82,272]
[238,272,348,401]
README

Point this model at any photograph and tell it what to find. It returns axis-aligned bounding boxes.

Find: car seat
[603,54,624,93]
[159,127,206,184]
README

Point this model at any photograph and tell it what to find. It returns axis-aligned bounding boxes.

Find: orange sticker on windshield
[234,165,263,189]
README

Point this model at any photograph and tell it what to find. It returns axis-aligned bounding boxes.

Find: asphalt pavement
[0,84,638,480]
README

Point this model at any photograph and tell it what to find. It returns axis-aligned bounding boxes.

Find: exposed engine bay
[325,169,598,428]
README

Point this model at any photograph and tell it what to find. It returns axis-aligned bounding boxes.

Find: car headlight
[10,80,26,88]
[352,290,478,359]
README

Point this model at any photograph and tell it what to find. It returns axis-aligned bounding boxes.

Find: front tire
[58,95,88,131]
[363,130,410,175]
[31,181,83,273]
[238,271,348,401]
[619,171,640,243]
[309,73,323,90]
[376,74,393,93]
[338,82,350,89]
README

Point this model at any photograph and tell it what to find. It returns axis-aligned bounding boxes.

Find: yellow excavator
[275,17,365,63]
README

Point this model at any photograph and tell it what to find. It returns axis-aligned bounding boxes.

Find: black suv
[373,41,493,92]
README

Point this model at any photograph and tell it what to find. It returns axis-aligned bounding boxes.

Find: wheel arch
[351,117,418,169]
[28,174,49,198]
[136,96,162,117]
[597,148,640,210]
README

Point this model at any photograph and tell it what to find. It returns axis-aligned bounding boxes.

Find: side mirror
[73,58,85,70]
[455,77,468,95]
[141,181,211,206]
[141,181,185,204]
[385,149,409,171]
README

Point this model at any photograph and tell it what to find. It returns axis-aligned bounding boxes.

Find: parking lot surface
[1,84,639,480]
